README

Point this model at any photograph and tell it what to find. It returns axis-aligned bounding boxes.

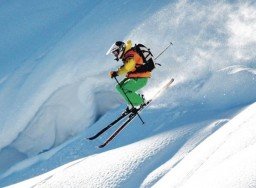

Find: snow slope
[0,0,256,187]
[8,103,256,188]
[153,103,256,188]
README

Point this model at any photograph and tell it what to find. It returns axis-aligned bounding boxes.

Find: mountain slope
[7,103,256,188]
[0,0,256,187]
[153,103,256,188]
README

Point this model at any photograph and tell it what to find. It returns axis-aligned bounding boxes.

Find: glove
[109,71,118,78]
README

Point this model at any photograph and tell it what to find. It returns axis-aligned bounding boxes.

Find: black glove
[109,71,118,78]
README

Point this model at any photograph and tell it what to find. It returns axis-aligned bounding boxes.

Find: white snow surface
[9,103,256,188]
[153,103,256,188]
[0,0,256,187]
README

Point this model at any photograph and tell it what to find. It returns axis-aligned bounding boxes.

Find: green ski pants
[116,78,148,106]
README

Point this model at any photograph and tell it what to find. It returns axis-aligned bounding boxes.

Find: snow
[153,103,256,188]
[5,117,228,188]
[5,104,256,188]
[0,0,256,187]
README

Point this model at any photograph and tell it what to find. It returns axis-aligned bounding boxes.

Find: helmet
[106,41,125,61]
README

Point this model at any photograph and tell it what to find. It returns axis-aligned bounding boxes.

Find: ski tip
[167,78,174,86]
[98,144,105,148]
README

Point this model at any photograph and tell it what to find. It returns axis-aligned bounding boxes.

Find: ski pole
[114,77,145,124]
[154,42,173,61]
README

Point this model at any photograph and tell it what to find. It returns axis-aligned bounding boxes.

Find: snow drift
[153,103,256,188]
[7,102,256,188]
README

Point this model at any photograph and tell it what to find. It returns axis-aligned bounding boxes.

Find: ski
[98,114,136,148]
[98,103,148,148]
[98,78,174,148]
[151,78,174,100]
[87,110,131,140]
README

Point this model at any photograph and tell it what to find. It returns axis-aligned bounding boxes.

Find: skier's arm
[117,59,136,75]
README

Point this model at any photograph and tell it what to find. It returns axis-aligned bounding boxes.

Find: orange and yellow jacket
[117,40,151,78]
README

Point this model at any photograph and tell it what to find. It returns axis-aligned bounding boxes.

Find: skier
[106,40,151,113]
[88,41,173,147]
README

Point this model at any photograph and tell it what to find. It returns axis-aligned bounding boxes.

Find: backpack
[133,44,156,72]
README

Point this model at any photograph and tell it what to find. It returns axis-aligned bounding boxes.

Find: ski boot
[122,95,146,115]
[139,94,147,108]
[121,105,139,116]
[122,106,132,116]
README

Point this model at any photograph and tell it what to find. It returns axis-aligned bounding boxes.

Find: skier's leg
[116,78,129,104]
[116,78,147,106]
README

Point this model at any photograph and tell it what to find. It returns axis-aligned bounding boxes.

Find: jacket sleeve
[117,58,136,75]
